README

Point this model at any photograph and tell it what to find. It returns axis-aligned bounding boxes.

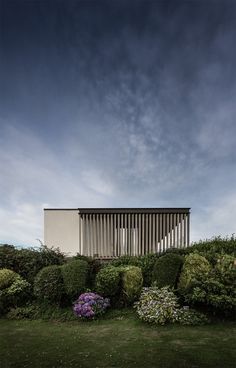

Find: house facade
[44,208,190,257]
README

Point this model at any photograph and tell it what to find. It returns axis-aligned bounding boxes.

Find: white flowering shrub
[134,286,179,325]
[135,286,209,325]
[174,307,209,325]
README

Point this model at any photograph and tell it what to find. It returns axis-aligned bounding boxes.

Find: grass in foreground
[0,311,235,368]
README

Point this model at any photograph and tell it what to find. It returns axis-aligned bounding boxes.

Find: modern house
[44,208,190,257]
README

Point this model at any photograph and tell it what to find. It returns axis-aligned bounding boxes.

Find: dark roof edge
[44,208,190,214]
[44,208,79,211]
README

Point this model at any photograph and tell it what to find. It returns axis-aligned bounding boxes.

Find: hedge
[0,244,65,283]
[95,266,120,298]
[178,253,211,294]
[119,265,143,305]
[152,253,184,288]
[61,260,89,300]
[34,265,64,304]
[0,269,30,314]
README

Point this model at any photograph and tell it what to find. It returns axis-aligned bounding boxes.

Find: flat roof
[44,208,190,214]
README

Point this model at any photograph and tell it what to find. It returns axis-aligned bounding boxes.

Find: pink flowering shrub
[73,292,110,319]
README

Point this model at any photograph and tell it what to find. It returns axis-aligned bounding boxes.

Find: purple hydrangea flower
[73,292,110,319]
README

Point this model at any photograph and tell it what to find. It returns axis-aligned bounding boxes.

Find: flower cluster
[134,286,179,325]
[174,307,209,325]
[134,286,208,326]
[73,292,110,319]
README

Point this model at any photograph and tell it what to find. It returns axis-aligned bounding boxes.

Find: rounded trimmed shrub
[120,265,143,304]
[0,270,30,315]
[0,269,19,290]
[34,265,64,304]
[190,254,236,314]
[152,253,184,288]
[61,260,89,300]
[95,266,120,298]
[111,254,159,286]
[178,253,211,293]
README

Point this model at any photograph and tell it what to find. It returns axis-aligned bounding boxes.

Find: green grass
[0,311,235,368]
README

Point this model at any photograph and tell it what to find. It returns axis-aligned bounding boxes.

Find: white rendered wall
[44,209,79,256]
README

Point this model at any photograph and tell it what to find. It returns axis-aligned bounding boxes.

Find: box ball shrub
[111,254,159,286]
[178,253,211,294]
[34,265,64,304]
[152,253,184,288]
[61,260,89,300]
[0,269,30,314]
[95,266,120,298]
[0,269,19,290]
[120,265,143,305]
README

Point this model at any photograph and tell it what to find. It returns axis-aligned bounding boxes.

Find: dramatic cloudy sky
[0,0,236,246]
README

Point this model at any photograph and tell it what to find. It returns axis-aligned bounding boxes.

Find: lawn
[0,311,235,368]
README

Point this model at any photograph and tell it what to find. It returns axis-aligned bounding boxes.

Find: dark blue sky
[1,0,236,245]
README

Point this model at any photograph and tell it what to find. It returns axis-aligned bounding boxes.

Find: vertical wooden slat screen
[187,213,190,247]
[138,213,141,255]
[180,213,183,248]
[177,213,179,248]
[135,213,138,255]
[141,214,144,255]
[156,214,159,252]
[77,209,190,257]
[107,214,110,257]
[152,214,155,253]
[127,213,130,255]
[110,214,113,257]
[117,214,120,257]
[114,213,117,257]
[183,213,186,247]
[132,214,134,256]
[120,213,123,255]
[81,215,84,255]
[163,213,166,252]
[160,214,163,252]
[124,213,127,255]
[145,214,148,253]
[167,214,169,249]
[78,213,81,255]
[148,214,151,253]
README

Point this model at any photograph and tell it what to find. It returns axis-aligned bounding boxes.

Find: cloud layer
[0,1,236,246]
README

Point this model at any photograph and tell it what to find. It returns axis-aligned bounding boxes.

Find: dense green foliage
[95,265,120,298]
[73,254,104,288]
[152,253,183,288]
[34,265,64,304]
[0,235,235,319]
[186,255,236,315]
[191,235,236,256]
[0,269,19,290]
[61,260,89,300]
[111,254,159,285]
[119,266,143,304]
[0,244,65,283]
[178,253,211,293]
[0,270,30,314]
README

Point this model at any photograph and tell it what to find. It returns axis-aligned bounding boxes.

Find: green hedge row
[0,244,65,283]
[95,265,143,305]
[34,260,89,305]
